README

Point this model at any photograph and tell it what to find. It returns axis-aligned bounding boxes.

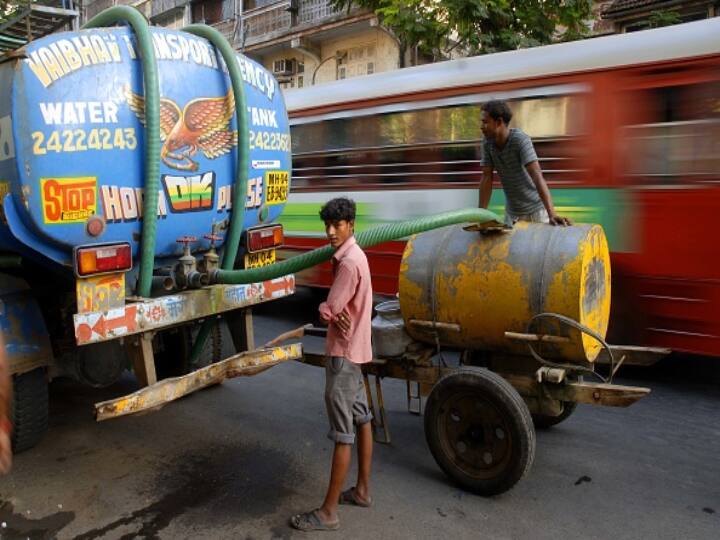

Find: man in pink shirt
[291,197,374,532]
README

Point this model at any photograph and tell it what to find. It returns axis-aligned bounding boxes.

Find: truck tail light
[246,225,284,253]
[75,243,132,277]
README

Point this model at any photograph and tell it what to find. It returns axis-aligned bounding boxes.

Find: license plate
[244,249,276,269]
[265,171,288,205]
[76,273,125,314]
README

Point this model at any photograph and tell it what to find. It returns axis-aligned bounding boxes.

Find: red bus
[281,18,720,357]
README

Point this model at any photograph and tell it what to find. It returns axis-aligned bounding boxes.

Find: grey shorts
[325,356,373,444]
[504,207,549,226]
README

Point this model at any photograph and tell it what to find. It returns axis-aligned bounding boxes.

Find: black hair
[319,197,356,222]
[482,100,513,125]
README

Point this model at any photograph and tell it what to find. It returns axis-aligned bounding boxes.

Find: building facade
[79,1,720,89]
[240,1,400,89]
[82,1,239,41]
[81,1,399,88]
[599,0,719,33]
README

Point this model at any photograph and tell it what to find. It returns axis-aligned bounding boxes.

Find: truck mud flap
[94,342,302,421]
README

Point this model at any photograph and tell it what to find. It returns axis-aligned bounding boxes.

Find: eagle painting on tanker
[1,26,290,261]
[281,18,720,358]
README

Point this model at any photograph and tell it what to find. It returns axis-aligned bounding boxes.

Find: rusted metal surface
[263,323,313,348]
[301,351,649,408]
[399,223,612,363]
[129,333,157,387]
[504,331,571,344]
[95,342,303,421]
[74,275,295,346]
[408,319,462,333]
[595,345,670,367]
[501,373,650,407]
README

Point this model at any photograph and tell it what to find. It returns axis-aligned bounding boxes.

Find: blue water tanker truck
[0,11,301,451]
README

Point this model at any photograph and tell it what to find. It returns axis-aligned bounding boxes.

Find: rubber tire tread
[532,401,578,429]
[11,368,49,453]
[424,367,535,496]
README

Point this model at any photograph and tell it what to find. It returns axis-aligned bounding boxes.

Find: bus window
[290,93,588,189]
[621,80,720,184]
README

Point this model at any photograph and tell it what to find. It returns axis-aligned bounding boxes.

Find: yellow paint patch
[399,223,612,364]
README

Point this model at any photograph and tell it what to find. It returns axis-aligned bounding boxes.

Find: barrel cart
[300,221,663,496]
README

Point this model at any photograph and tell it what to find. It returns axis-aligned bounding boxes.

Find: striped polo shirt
[483,128,544,215]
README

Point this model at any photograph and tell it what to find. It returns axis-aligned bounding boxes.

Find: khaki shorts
[325,357,373,444]
[504,207,549,227]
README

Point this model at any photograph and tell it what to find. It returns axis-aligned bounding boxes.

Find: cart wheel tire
[424,367,535,496]
[11,368,49,453]
[532,402,578,429]
[531,375,582,429]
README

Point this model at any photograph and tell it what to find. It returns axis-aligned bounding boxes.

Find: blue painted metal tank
[0,26,290,273]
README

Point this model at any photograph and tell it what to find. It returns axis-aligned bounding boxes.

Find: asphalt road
[0,288,719,539]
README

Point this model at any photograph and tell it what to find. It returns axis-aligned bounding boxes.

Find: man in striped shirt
[479,100,571,226]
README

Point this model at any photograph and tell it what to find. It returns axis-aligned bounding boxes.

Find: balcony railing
[298,0,343,25]
[151,0,190,19]
[243,1,292,43]
[212,18,237,44]
[243,0,353,46]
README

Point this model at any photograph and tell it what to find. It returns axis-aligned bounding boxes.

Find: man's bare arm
[479,166,494,209]
[526,161,572,226]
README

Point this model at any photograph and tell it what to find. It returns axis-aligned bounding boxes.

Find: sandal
[339,487,373,508]
[290,509,340,532]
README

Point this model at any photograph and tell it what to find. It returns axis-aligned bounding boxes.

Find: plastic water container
[372,300,414,358]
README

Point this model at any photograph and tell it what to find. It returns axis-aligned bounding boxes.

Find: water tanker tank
[399,223,611,363]
[0,26,290,282]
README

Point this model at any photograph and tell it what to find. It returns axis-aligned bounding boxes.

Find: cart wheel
[424,367,535,496]
[532,402,578,429]
[531,375,582,429]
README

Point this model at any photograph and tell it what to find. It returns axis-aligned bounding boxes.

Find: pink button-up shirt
[318,236,373,364]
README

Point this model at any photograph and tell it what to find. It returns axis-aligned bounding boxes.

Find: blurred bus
[281,18,720,357]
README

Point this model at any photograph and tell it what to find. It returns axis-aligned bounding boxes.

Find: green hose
[215,208,502,285]
[183,24,250,365]
[84,7,160,298]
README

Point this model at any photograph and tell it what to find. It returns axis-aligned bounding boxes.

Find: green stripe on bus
[279,189,633,251]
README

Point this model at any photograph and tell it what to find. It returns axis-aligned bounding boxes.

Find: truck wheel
[11,368,49,453]
[156,321,222,379]
[424,367,535,496]
[532,402,578,429]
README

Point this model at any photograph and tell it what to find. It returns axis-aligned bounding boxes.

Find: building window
[336,44,377,80]
[192,0,225,24]
[274,58,305,89]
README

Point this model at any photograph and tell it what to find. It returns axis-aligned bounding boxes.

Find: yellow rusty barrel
[398,222,611,362]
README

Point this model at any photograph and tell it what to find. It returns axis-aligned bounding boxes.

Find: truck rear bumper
[94,342,303,420]
[74,275,295,346]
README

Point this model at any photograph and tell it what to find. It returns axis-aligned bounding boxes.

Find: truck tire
[155,321,222,379]
[424,367,535,496]
[11,368,49,453]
